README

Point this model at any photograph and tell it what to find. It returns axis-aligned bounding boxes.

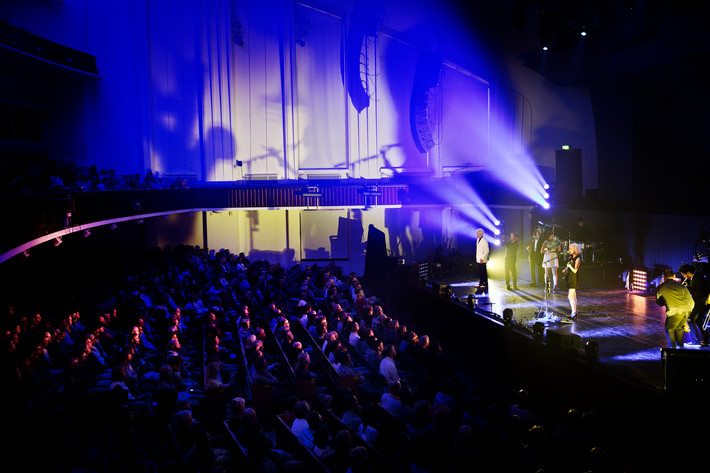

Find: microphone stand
[536,254,556,321]
[533,253,570,324]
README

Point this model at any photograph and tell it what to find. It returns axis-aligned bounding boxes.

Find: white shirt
[379,356,400,384]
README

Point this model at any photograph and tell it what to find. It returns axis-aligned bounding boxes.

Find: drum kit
[535,221,605,264]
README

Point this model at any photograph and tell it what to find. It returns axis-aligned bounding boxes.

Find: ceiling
[474,0,710,87]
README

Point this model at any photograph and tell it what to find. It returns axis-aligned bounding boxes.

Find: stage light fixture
[83,229,91,238]
[137,218,144,224]
[110,223,118,230]
[631,269,649,291]
[543,183,550,190]
[542,202,551,210]
[22,249,30,258]
[542,46,549,51]
[54,237,62,247]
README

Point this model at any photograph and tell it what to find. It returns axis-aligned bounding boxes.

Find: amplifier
[546,329,581,350]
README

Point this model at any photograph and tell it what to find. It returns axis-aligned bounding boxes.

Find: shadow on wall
[248,248,296,268]
[385,190,444,263]
[204,126,237,181]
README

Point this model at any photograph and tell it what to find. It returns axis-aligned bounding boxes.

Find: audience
[1,158,190,192]
[0,242,618,473]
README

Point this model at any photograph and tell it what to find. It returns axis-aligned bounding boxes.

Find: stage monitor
[662,348,710,393]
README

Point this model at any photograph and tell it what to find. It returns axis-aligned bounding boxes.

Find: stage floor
[428,273,710,392]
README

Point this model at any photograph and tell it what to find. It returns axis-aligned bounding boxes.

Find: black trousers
[505,258,517,287]
[478,262,488,287]
[688,305,709,344]
[529,255,544,284]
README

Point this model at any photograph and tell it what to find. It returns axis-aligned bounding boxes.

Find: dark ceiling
[510,0,710,86]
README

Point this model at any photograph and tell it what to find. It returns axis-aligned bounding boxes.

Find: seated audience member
[312,424,332,460]
[321,430,352,473]
[340,391,363,431]
[347,446,371,473]
[401,330,417,356]
[356,326,373,353]
[203,361,233,391]
[364,336,383,368]
[357,403,380,444]
[109,365,154,415]
[379,344,400,384]
[381,380,414,423]
[250,356,281,387]
[293,351,313,381]
[297,410,323,452]
[290,400,311,437]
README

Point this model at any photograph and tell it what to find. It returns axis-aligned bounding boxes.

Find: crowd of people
[2,159,189,192]
[1,243,618,473]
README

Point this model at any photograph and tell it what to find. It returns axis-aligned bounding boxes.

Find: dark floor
[427,270,709,392]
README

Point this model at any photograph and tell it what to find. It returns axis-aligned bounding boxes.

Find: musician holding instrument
[572,218,592,243]
[527,227,545,287]
[541,232,561,293]
[502,232,520,290]
[679,263,710,347]
[562,243,582,319]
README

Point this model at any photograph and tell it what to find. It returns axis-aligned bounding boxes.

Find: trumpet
[526,237,535,253]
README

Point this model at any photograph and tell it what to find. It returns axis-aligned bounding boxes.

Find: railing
[1,181,409,262]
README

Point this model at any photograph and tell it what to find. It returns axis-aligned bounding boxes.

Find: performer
[475,228,489,290]
[679,264,710,347]
[502,232,520,290]
[562,244,582,319]
[541,232,561,293]
[656,269,694,349]
[527,227,544,287]
[572,218,592,243]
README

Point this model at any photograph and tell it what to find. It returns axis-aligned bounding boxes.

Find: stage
[422,272,709,393]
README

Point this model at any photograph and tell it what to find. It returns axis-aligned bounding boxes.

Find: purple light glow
[422,176,501,238]
[487,152,550,208]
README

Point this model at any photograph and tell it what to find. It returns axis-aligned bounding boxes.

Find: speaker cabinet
[546,329,581,350]
[662,348,710,392]
[555,148,583,202]
[409,51,442,153]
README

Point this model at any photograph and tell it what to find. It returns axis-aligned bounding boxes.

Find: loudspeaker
[662,348,710,392]
[546,329,581,350]
[410,51,442,153]
[555,149,582,202]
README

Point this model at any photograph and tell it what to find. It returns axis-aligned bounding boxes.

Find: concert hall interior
[3,1,710,472]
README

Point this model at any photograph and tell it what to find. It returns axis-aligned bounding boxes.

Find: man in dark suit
[527,227,545,287]
[502,232,520,290]
[680,264,710,346]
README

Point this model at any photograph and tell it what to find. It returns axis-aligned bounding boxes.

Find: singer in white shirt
[476,228,489,288]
